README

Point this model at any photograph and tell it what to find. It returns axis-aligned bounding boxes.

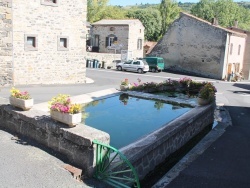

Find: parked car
[116,60,149,73]
[112,60,122,65]
[141,57,165,72]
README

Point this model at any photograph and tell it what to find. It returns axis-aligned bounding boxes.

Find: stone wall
[121,100,215,180]
[150,13,245,80]
[0,89,215,181]
[0,98,110,177]
[0,0,13,86]
[11,0,87,85]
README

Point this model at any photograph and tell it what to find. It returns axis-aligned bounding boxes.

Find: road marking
[87,68,217,82]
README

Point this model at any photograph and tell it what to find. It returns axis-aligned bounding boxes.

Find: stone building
[0,0,87,86]
[90,19,145,59]
[150,12,247,80]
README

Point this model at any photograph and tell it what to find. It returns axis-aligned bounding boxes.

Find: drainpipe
[225,33,231,80]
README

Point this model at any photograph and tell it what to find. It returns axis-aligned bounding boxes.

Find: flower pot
[120,85,129,91]
[197,97,210,106]
[50,111,82,127]
[9,96,33,111]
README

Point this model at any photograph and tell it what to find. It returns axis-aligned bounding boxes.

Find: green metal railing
[93,140,140,188]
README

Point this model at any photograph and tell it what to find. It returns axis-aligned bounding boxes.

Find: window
[230,43,233,55]
[133,61,140,65]
[25,34,38,51]
[238,45,241,55]
[124,61,132,65]
[41,0,58,6]
[57,36,69,51]
[110,27,115,31]
[109,37,115,46]
[137,39,142,50]
[106,35,117,47]
[93,35,99,47]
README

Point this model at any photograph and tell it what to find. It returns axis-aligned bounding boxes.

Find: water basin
[82,94,192,148]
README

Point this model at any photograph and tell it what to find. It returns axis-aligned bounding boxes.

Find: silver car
[116,60,149,74]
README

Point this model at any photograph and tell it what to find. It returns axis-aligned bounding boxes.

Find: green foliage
[178,2,196,12]
[87,0,109,23]
[198,83,217,102]
[160,0,180,35]
[190,0,215,21]
[126,8,162,41]
[190,0,250,30]
[100,6,127,19]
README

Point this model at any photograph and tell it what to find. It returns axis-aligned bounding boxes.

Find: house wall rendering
[91,19,144,60]
[224,34,246,80]
[228,27,250,80]
[92,24,129,54]
[128,21,144,58]
[1,0,87,86]
[0,0,13,86]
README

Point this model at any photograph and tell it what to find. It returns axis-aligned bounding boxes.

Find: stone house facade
[150,12,247,80]
[0,0,87,86]
[90,19,145,59]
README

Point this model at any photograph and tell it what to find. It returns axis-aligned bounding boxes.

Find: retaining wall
[120,100,215,180]
[0,89,215,180]
[86,52,121,68]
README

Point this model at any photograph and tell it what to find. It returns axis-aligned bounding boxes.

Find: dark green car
[142,57,165,72]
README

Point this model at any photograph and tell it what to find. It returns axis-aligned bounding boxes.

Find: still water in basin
[82,94,191,149]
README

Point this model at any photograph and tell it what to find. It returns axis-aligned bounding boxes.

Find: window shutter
[106,37,109,47]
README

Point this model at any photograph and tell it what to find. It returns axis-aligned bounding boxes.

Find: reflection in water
[154,101,164,110]
[119,94,129,105]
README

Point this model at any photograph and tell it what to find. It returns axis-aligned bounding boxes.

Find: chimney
[212,18,218,26]
[234,20,238,28]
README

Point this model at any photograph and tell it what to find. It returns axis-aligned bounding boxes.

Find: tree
[190,0,250,30]
[237,7,250,31]
[87,0,109,23]
[160,0,180,35]
[190,0,215,21]
[100,6,127,20]
[126,8,162,41]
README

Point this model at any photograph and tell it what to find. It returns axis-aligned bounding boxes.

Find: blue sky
[108,0,244,6]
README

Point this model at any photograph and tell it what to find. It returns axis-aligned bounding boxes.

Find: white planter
[9,96,33,111]
[50,111,82,127]
[197,97,210,106]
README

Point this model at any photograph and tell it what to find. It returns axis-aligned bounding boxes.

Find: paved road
[0,68,249,187]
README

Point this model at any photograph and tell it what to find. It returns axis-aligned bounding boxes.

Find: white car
[116,60,149,73]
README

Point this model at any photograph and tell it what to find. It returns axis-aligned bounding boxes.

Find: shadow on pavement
[233,83,250,90]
